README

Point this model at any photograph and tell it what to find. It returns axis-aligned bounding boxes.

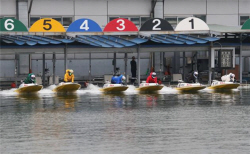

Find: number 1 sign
[175,17,209,31]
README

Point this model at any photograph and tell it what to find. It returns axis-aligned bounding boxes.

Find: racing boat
[53,82,81,93]
[175,80,206,92]
[136,81,164,92]
[15,83,43,93]
[100,83,128,92]
[208,80,240,90]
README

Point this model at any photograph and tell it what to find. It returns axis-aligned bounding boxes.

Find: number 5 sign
[175,17,209,31]
[103,18,138,32]
[0,18,28,32]
[29,18,65,32]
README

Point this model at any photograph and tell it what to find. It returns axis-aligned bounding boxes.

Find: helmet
[230,73,235,78]
[122,76,126,81]
[31,74,35,81]
[152,72,156,78]
[193,71,198,78]
[68,69,74,76]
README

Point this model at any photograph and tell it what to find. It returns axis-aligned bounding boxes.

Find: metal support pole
[183,52,186,81]
[239,34,243,83]
[64,44,67,71]
[15,53,18,86]
[113,52,116,74]
[160,52,163,79]
[42,53,45,86]
[53,53,56,84]
[125,53,128,85]
[89,52,91,81]
[137,46,141,85]
[209,42,213,85]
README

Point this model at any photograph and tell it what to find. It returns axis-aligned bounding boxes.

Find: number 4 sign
[175,17,209,31]
[67,18,102,32]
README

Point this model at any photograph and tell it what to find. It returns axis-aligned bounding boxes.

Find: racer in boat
[186,71,199,83]
[146,72,158,83]
[64,69,74,82]
[23,73,36,84]
[221,73,235,82]
[111,75,126,84]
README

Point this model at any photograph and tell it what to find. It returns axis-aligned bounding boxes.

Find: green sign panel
[241,19,250,29]
[0,18,28,32]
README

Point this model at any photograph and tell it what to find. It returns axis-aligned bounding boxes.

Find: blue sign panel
[67,18,102,32]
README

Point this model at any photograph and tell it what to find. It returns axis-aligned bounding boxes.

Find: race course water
[1,85,250,154]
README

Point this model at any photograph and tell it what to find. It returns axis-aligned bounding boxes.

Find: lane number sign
[175,17,209,31]
[29,18,65,32]
[104,18,138,32]
[0,18,28,32]
[140,18,173,31]
[67,18,102,32]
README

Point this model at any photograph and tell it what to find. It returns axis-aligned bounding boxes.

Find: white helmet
[31,74,35,81]
[122,76,126,81]
[152,72,156,78]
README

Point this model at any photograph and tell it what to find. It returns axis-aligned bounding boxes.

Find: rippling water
[1,85,250,154]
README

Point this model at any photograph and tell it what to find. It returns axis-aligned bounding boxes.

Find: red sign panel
[104,18,138,32]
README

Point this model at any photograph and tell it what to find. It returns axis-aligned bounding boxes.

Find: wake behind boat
[100,83,128,92]
[15,83,43,93]
[53,82,81,93]
[176,80,206,92]
[136,82,164,92]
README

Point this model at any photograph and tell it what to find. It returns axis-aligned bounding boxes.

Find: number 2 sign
[103,18,138,32]
[140,18,174,31]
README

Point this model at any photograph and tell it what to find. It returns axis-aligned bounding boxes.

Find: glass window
[165,17,177,26]
[109,17,119,22]
[130,17,140,27]
[194,15,206,22]
[177,17,186,24]
[52,17,62,24]
[63,17,72,26]
[141,17,150,26]
[30,17,40,27]
[240,16,249,25]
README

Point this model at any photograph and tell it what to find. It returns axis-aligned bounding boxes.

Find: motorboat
[15,83,43,93]
[100,83,128,92]
[136,81,163,92]
[208,80,240,90]
[53,82,81,93]
[175,80,206,92]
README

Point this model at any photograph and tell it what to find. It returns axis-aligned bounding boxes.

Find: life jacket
[146,72,157,83]
[111,75,123,84]
[64,69,74,82]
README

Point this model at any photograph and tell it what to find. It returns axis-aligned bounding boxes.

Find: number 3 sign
[103,18,138,32]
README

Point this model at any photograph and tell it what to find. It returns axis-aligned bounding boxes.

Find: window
[141,17,150,26]
[109,16,150,27]
[165,17,177,27]
[194,15,206,22]
[29,16,73,27]
[240,16,250,25]
[30,17,40,27]
[0,16,16,20]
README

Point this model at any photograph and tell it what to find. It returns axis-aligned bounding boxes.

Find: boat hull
[53,83,81,92]
[100,86,128,92]
[136,83,164,92]
[208,83,240,90]
[176,86,206,92]
[15,85,43,93]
